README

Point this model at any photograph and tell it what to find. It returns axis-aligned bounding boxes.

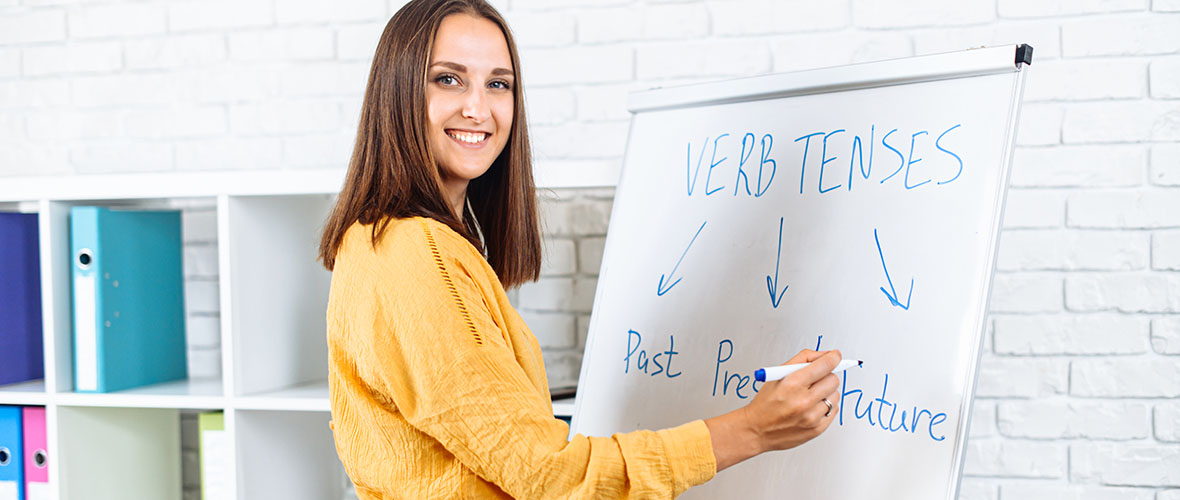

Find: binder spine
[21,407,47,500]
[0,212,43,387]
[71,207,103,393]
[0,406,23,500]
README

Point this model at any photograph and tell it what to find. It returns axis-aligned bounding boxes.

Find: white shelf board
[0,379,49,405]
[0,166,615,203]
[552,397,575,418]
[235,380,330,412]
[55,377,225,409]
[231,384,582,416]
[0,169,346,202]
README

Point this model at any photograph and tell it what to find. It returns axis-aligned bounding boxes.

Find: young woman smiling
[319,1,844,498]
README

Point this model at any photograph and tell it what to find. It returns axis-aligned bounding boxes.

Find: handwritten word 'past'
[623,329,683,378]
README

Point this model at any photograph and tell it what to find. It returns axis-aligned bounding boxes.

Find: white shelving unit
[0,169,580,499]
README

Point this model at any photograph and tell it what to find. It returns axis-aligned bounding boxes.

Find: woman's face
[426,13,515,191]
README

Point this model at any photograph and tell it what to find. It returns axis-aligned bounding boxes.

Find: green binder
[198,411,228,500]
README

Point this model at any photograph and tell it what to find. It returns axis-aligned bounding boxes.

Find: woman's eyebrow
[430,60,513,78]
[430,61,467,72]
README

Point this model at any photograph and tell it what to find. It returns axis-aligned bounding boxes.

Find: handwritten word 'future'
[840,372,948,442]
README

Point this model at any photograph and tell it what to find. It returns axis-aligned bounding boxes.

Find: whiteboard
[571,46,1029,500]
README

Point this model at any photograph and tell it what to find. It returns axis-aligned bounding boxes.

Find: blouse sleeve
[358,222,716,499]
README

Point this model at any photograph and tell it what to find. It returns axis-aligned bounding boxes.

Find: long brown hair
[318,0,541,289]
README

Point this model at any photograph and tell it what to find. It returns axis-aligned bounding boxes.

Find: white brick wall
[3,0,1179,498]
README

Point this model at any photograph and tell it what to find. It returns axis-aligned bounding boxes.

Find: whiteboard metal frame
[948,51,1028,500]
[628,45,1029,113]
[575,44,1031,500]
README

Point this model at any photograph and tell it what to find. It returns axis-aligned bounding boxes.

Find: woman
[319,0,844,498]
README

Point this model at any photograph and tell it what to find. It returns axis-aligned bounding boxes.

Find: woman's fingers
[802,349,834,363]
[802,384,841,431]
[809,373,840,400]
[819,387,841,427]
[807,375,840,421]
[782,349,819,365]
[742,349,847,453]
[789,350,842,386]
[811,403,837,434]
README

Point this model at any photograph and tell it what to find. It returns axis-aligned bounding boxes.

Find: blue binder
[70,207,187,393]
[0,213,43,387]
[0,406,24,500]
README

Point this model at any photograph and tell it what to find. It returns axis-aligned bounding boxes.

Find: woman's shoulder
[409,216,480,256]
[336,216,483,275]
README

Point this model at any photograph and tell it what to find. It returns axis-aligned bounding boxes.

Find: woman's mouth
[446,129,489,146]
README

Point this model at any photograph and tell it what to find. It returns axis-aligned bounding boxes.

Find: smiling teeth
[448,131,487,144]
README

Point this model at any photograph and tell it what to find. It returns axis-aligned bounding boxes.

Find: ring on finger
[822,398,833,417]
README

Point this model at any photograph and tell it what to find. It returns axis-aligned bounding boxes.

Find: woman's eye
[489,80,511,90]
[436,74,460,86]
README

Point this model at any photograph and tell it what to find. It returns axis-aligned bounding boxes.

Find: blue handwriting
[765,217,789,308]
[712,339,753,399]
[623,329,683,378]
[686,125,964,199]
[660,219,703,297]
[685,134,777,198]
[874,228,913,310]
[656,221,707,296]
[840,372,948,442]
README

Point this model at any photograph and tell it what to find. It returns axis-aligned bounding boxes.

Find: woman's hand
[703,349,842,472]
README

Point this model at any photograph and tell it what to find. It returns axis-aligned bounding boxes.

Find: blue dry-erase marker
[754,359,864,382]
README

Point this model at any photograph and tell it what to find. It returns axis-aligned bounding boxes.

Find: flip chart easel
[571,45,1032,500]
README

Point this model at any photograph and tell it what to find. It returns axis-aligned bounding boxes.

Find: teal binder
[70,207,187,393]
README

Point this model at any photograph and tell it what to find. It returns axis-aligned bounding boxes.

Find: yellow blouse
[327,217,717,499]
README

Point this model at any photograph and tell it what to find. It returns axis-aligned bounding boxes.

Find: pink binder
[20,408,47,500]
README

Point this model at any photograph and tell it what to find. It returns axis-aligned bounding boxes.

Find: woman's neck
[441,176,468,219]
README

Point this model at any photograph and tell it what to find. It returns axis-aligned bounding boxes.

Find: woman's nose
[461,88,491,123]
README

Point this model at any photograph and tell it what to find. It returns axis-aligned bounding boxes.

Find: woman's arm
[342,219,839,496]
[704,349,843,472]
[344,221,715,499]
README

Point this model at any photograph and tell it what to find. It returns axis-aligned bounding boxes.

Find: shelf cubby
[1,203,46,398]
[221,194,334,399]
[56,406,183,500]
[0,171,348,499]
[0,170,578,499]
[234,410,342,500]
[41,198,226,403]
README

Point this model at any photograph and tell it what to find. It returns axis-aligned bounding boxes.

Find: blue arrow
[657,221,707,296]
[874,228,913,310]
[765,217,789,308]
